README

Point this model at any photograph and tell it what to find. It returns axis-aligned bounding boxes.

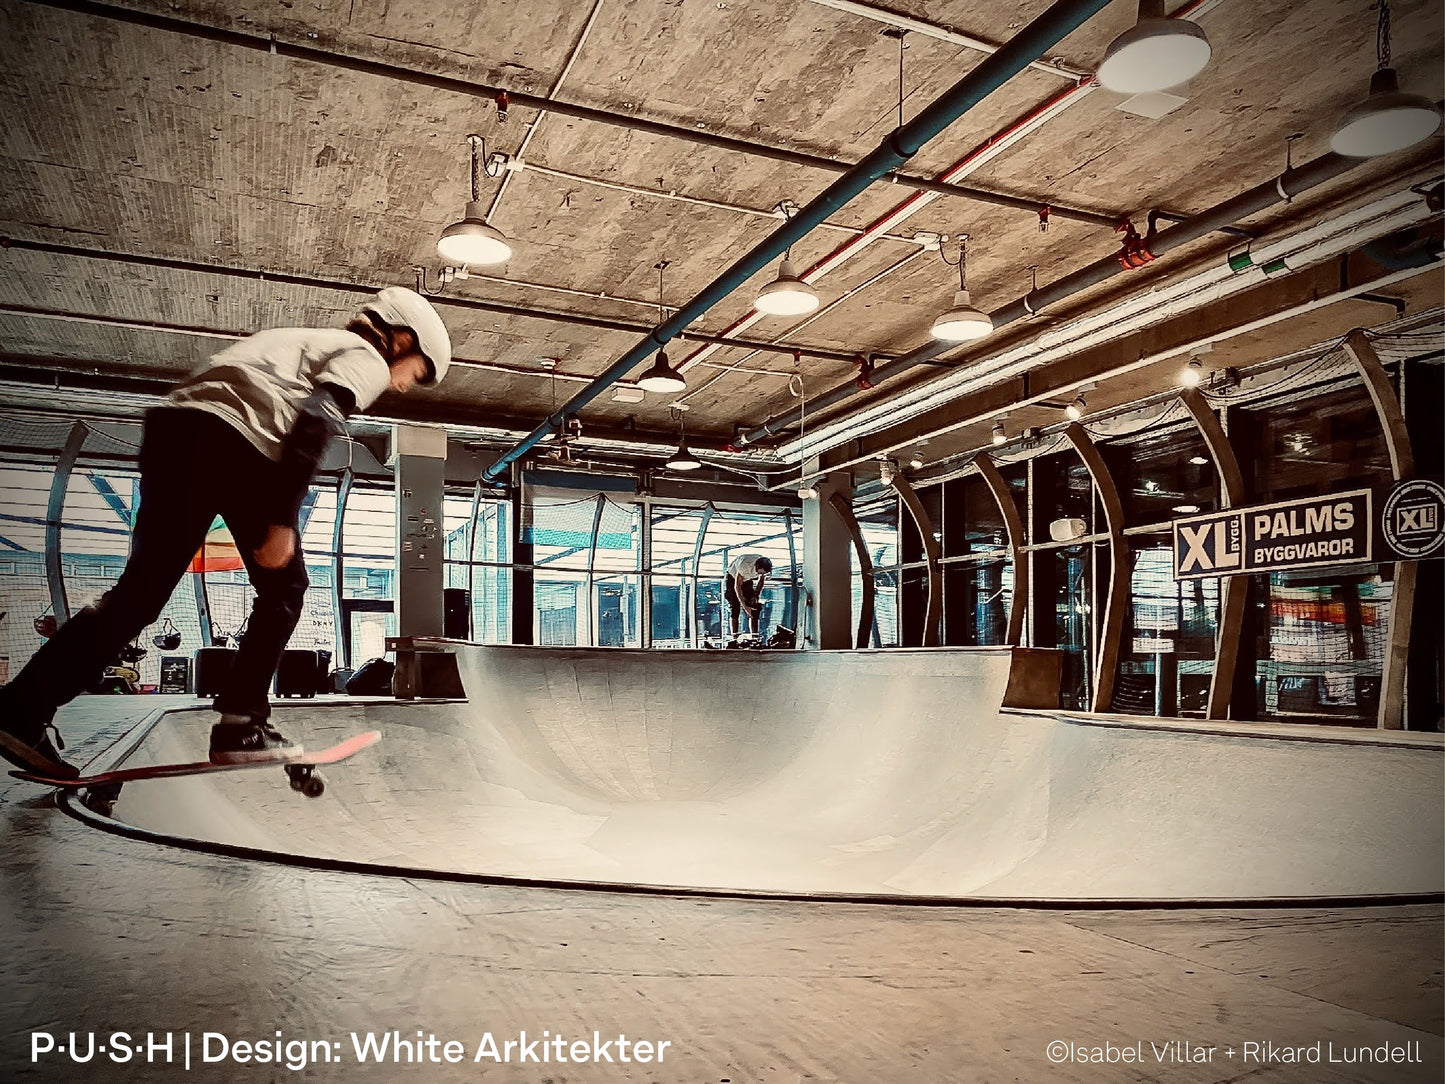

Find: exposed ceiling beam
[0,240,882,365]
[23,0,1119,228]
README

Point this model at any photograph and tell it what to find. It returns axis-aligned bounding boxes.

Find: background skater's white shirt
[167,328,391,461]
[728,553,767,583]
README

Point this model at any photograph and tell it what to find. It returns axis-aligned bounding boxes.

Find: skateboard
[10,730,381,808]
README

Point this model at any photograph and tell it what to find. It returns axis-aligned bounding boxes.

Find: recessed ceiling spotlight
[1065,394,1087,421]
[1172,503,1201,514]
[1189,454,1209,466]
[1180,356,1204,387]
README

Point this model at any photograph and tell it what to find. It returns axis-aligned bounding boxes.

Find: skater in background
[0,287,452,779]
[725,553,773,643]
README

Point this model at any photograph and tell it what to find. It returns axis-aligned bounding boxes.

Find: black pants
[725,577,761,634]
[8,409,308,724]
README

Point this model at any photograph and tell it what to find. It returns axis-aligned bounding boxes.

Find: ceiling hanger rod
[481,0,1118,481]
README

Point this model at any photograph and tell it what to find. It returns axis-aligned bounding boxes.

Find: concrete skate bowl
[68,645,1444,904]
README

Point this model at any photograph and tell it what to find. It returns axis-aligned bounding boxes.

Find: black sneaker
[0,719,79,780]
[208,718,303,765]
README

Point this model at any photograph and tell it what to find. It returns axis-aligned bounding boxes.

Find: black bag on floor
[344,657,394,696]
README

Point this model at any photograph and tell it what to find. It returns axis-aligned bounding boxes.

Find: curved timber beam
[45,422,87,624]
[1064,423,1127,713]
[1180,389,1247,721]
[689,504,715,646]
[974,454,1028,646]
[584,494,605,646]
[332,468,353,666]
[890,473,941,647]
[465,479,483,642]
[827,492,874,649]
[1341,329,1416,729]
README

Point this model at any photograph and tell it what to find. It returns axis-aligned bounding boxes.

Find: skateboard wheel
[301,774,325,798]
[81,783,123,817]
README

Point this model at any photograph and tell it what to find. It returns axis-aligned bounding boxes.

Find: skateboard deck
[10,730,381,792]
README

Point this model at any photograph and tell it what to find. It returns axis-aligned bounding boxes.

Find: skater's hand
[255,525,297,569]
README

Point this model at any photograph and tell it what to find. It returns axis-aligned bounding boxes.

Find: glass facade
[859,351,1434,727]
[0,338,1434,728]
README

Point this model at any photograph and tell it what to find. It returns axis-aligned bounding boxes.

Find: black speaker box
[444,587,470,640]
[275,649,321,698]
[194,647,235,698]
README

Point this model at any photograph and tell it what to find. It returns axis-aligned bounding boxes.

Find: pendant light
[637,260,687,393]
[1330,1,1441,158]
[755,202,820,316]
[437,135,514,267]
[666,405,701,471]
[790,368,818,498]
[756,259,821,316]
[931,235,993,343]
[991,420,1007,446]
[1096,0,1212,95]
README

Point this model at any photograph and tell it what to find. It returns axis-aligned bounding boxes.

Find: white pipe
[484,0,609,222]
[803,0,1090,80]
[785,186,1438,462]
[774,260,1440,490]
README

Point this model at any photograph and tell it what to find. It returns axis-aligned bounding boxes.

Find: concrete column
[802,465,853,650]
[389,424,447,639]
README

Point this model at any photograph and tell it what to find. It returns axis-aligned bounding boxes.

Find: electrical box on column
[389,424,448,640]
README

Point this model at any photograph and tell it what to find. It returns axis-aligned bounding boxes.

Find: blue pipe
[482,0,1114,482]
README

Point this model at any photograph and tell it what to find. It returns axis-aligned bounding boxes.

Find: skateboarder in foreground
[725,553,773,643]
[0,287,452,779]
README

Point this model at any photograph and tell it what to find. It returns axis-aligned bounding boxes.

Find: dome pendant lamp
[437,135,514,267]
[637,260,687,393]
[666,405,701,471]
[638,351,686,393]
[1330,1,1441,157]
[756,201,820,316]
[756,258,820,316]
[1096,0,1212,95]
[931,235,993,343]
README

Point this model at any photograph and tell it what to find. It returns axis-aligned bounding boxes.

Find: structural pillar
[389,425,446,697]
[802,465,853,650]
[390,424,448,638]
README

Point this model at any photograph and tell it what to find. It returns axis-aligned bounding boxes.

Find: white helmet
[361,286,452,384]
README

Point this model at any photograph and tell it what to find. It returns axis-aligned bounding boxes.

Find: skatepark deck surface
[77,646,1444,902]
